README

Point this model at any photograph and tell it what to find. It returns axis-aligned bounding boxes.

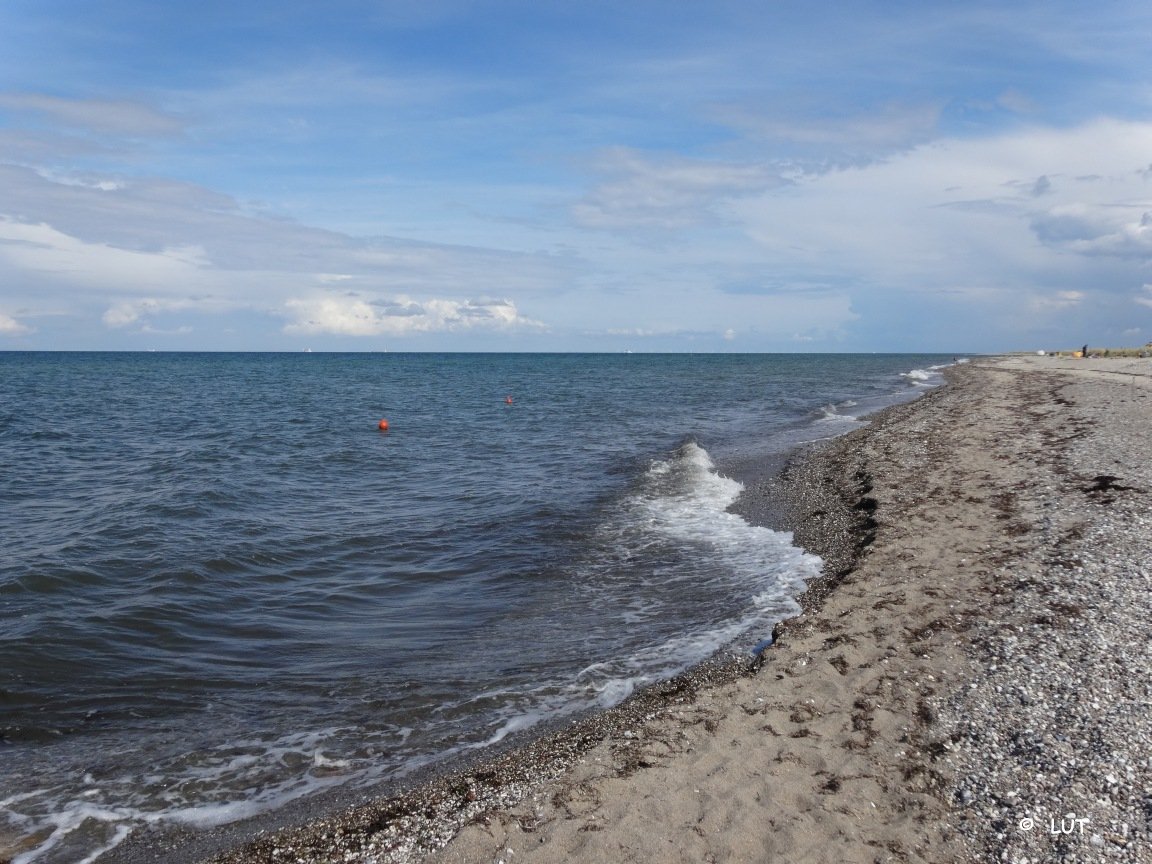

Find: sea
[0,352,957,863]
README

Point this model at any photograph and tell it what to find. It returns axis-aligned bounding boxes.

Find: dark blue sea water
[0,352,956,863]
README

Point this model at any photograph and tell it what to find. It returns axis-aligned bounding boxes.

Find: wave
[4,441,824,864]
[574,441,821,677]
[902,357,971,388]
[817,400,861,423]
[1,724,404,864]
[454,441,823,749]
[901,365,952,387]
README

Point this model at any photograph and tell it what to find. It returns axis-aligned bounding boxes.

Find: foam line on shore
[102,355,1152,864]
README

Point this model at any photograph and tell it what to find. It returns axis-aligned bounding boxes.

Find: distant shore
[104,355,1152,864]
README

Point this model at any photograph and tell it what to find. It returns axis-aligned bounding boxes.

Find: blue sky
[2,0,1152,351]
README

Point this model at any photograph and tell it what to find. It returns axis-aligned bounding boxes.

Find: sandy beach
[416,355,1152,864]
[95,354,1152,864]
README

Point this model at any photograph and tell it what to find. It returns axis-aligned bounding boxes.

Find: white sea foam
[565,441,821,695]
[3,724,407,863]
[440,442,823,767]
[902,359,969,388]
[1,437,824,864]
[902,366,955,388]
[818,402,862,424]
[9,802,134,864]
[630,441,819,581]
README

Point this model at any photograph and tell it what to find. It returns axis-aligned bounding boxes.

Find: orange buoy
[504,395,513,405]
[377,418,390,431]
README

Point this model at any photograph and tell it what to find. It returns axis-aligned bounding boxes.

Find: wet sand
[92,355,1152,864]
[422,355,1152,864]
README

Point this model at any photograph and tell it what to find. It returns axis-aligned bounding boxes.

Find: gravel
[939,361,1152,863]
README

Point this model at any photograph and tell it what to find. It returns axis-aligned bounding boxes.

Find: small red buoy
[377,418,390,431]
[504,395,513,405]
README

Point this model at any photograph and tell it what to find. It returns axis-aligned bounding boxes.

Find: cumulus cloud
[101,297,219,329]
[0,311,32,335]
[730,118,1152,285]
[1031,206,1152,258]
[283,294,544,337]
[0,166,567,342]
[709,116,1152,347]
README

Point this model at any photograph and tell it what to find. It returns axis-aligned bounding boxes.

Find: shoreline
[102,367,958,864]
[97,366,898,864]
[421,355,1152,864]
[106,438,864,864]
[104,355,1152,864]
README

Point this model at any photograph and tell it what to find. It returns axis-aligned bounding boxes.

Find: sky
[2,0,1152,352]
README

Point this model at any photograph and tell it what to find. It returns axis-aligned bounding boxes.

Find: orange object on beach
[377,419,390,431]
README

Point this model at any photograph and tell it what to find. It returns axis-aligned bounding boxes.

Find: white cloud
[0,311,32,335]
[0,219,215,292]
[0,165,569,343]
[1032,205,1152,258]
[283,294,545,337]
[603,327,657,337]
[102,297,214,329]
[0,165,564,291]
[0,210,558,338]
[728,118,1152,289]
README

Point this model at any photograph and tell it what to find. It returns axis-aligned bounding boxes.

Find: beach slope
[423,356,1152,864]
[199,356,1152,864]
